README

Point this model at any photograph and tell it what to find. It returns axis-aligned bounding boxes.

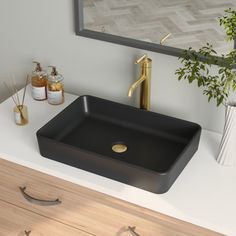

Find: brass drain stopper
[112,143,128,153]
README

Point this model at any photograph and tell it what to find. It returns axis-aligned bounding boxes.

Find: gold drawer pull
[128,226,140,236]
[24,230,31,236]
[19,187,61,206]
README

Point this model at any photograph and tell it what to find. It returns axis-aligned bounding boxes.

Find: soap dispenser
[31,61,48,101]
[47,66,64,105]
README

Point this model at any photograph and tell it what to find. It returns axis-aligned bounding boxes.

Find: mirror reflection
[83,0,235,55]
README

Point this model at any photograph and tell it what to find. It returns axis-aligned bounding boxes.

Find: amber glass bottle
[47,66,64,105]
[31,61,48,100]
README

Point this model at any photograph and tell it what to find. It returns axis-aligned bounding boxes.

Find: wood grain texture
[0,158,224,236]
[0,200,89,236]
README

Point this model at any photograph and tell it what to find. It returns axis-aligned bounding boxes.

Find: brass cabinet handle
[19,187,61,206]
[128,226,140,236]
[24,230,31,236]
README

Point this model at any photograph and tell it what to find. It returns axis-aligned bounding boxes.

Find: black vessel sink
[37,95,201,193]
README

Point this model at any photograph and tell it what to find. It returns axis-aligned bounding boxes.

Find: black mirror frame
[74,0,236,65]
[74,0,183,58]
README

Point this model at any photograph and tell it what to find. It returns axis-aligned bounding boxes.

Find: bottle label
[47,90,63,105]
[14,111,21,124]
[32,86,46,100]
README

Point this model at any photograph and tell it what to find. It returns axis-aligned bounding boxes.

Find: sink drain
[112,143,128,153]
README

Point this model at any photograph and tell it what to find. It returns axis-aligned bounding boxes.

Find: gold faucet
[160,33,172,45]
[128,54,152,111]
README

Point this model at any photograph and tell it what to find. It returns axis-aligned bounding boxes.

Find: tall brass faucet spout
[128,75,146,97]
[127,55,152,110]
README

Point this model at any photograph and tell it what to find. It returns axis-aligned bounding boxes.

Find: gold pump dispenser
[31,61,48,101]
[47,66,64,105]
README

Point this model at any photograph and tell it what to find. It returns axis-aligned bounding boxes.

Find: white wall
[0,0,225,133]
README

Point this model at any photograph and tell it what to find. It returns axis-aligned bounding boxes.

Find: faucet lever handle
[160,33,171,45]
[135,54,148,64]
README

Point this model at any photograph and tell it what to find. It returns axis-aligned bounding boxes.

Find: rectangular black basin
[37,95,201,193]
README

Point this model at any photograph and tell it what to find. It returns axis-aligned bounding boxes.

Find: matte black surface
[37,95,201,193]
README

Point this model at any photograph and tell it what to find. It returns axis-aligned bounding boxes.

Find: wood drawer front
[0,200,89,236]
[0,159,222,236]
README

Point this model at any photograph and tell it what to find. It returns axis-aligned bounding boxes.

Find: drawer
[0,200,89,236]
[0,158,222,236]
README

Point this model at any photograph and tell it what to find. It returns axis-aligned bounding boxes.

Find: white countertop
[0,88,235,236]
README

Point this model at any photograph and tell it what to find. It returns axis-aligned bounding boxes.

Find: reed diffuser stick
[3,74,29,123]
[11,77,23,119]
[3,82,18,108]
[7,77,18,106]
[11,75,21,106]
[21,75,29,106]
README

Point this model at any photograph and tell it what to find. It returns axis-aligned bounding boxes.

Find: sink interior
[37,95,201,193]
[58,116,187,173]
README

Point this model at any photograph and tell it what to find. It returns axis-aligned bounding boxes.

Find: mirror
[74,0,236,58]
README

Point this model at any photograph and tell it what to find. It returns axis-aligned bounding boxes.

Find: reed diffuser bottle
[4,75,29,126]
[47,66,64,105]
[31,61,48,101]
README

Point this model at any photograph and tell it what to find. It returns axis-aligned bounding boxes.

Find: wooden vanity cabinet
[0,200,88,236]
[0,158,223,236]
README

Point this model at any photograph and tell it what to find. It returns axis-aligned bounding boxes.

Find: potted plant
[175,8,236,166]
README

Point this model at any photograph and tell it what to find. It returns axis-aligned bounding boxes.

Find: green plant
[175,9,236,107]
[219,8,236,41]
